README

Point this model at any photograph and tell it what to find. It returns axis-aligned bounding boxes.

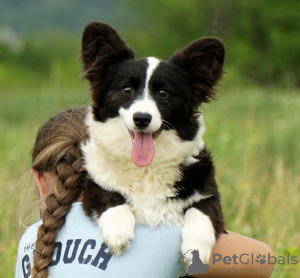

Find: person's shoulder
[15,220,41,278]
[20,220,41,243]
[60,202,99,235]
[17,220,41,254]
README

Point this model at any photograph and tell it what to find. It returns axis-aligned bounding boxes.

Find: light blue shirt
[15,202,185,278]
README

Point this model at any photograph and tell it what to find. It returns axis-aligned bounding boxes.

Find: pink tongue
[131,132,155,167]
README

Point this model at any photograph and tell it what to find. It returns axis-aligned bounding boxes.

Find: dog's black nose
[133,112,152,129]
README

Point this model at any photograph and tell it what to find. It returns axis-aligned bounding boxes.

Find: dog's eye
[122,86,134,96]
[158,89,169,99]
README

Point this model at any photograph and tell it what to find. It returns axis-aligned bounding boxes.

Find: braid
[31,107,88,278]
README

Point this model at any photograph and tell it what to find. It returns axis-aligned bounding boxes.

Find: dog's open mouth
[129,130,161,167]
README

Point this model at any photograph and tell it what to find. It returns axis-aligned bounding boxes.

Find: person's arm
[193,231,275,278]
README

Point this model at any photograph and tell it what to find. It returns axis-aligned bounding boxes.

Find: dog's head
[81,22,224,167]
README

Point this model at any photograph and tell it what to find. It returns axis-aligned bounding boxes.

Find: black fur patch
[171,147,225,237]
[83,178,126,219]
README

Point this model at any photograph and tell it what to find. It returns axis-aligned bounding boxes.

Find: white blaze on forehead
[144,57,161,99]
[119,57,162,133]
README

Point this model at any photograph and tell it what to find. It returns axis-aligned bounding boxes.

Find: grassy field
[0,78,299,277]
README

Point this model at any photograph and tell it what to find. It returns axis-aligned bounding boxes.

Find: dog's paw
[101,220,134,255]
[99,204,135,256]
[181,208,216,265]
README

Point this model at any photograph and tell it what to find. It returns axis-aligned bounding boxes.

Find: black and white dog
[81,22,225,264]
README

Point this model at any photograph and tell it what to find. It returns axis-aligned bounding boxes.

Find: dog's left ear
[80,22,135,107]
[169,38,225,106]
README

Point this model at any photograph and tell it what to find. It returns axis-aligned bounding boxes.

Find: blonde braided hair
[31,107,88,278]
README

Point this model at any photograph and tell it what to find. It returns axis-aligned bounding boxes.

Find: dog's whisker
[162,120,178,132]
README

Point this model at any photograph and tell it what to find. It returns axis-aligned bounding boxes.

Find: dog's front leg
[99,204,135,255]
[181,196,225,265]
[82,179,135,255]
[181,207,216,265]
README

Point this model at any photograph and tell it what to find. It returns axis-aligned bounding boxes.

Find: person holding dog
[15,107,274,278]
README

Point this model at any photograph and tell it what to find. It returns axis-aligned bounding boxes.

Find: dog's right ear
[169,38,225,107]
[81,22,134,77]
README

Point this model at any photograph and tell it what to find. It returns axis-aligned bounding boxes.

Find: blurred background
[0,0,299,277]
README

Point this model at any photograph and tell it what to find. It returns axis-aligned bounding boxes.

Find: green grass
[203,86,300,277]
[1,79,299,277]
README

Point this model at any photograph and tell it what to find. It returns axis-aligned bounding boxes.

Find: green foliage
[224,0,300,86]
[1,0,300,87]
[0,0,125,36]
[0,31,83,89]
[126,0,300,86]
